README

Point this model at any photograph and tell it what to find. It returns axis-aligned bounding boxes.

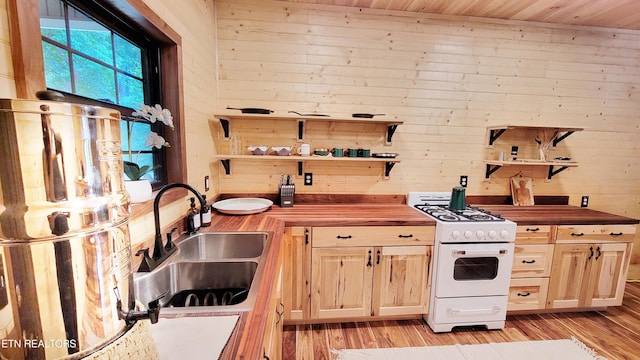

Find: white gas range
[407,192,517,333]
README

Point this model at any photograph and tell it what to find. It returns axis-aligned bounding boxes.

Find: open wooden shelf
[214,113,403,145]
[484,159,579,180]
[215,154,401,178]
[486,125,584,147]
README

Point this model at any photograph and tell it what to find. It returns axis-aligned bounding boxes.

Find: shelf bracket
[485,164,502,179]
[385,124,399,145]
[488,128,507,146]
[218,118,230,139]
[384,161,396,178]
[220,159,231,175]
[553,131,575,147]
[297,120,305,141]
[298,161,303,176]
[547,165,569,179]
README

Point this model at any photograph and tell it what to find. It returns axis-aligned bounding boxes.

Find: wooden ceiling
[277,0,640,31]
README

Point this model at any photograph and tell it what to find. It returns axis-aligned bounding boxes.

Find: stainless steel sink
[133,231,272,314]
[134,260,259,312]
[174,232,266,260]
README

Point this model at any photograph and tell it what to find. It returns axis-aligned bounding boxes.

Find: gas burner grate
[414,204,505,222]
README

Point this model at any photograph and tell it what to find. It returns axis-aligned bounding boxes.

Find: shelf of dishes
[214,154,401,178]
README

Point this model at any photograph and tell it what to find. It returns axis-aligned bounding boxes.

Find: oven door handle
[452,249,508,256]
[447,306,501,315]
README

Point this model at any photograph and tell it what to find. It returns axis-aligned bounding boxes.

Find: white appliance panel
[433,242,515,298]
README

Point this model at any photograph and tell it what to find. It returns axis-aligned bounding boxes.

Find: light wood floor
[283,282,640,360]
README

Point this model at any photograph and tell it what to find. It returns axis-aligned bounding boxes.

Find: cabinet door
[372,246,431,317]
[547,244,592,309]
[283,227,310,321]
[263,243,283,360]
[587,242,629,307]
[311,247,374,319]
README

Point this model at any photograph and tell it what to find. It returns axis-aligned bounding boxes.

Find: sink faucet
[147,183,206,268]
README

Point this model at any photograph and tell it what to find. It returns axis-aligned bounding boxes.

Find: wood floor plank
[283,282,640,359]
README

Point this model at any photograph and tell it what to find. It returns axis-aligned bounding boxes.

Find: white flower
[133,104,174,129]
[145,132,169,149]
[149,104,174,129]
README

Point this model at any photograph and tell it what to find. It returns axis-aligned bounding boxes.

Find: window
[38,0,167,185]
[10,0,185,212]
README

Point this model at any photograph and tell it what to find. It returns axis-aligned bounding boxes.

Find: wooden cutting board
[511,176,534,206]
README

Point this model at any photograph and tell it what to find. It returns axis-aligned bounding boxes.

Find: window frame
[8,0,187,215]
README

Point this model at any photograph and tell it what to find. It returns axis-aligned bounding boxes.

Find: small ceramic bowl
[247,146,268,155]
[314,148,331,156]
[272,146,292,156]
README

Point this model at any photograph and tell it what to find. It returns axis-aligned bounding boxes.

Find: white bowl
[247,146,268,155]
[271,146,292,156]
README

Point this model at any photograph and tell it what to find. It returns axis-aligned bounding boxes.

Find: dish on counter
[212,198,273,215]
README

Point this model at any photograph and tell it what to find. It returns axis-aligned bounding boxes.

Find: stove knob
[464,230,473,239]
[488,230,497,239]
[475,230,485,239]
[500,230,510,239]
[451,231,460,240]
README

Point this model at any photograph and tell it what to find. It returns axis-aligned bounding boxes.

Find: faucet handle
[165,227,179,251]
[135,248,154,272]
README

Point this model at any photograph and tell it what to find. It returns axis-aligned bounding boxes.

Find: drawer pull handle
[517,292,531,297]
[571,232,585,237]
[526,227,540,232]
[336,235,352,239]
[610,232,623,236]
[398,234,413,238]
[522,259,536,264]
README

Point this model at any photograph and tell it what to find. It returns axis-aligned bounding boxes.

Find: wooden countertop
[198,203,638,359]
[476,205,639,225]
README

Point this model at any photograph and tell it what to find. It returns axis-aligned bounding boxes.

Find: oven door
[434,242,514,298]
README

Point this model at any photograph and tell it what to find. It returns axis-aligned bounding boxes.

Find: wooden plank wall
[0,0,17,98]
[215,0,640,277]
[215,0,639,219]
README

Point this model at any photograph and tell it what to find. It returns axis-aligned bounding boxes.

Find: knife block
[279,184,295,207]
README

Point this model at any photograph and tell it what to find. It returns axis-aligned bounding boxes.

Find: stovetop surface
[413,204,505,222]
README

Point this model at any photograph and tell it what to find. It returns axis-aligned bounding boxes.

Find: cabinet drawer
[557,225,636,243]
[515,225,553,244]
[511,244,554,278]
[508,278,549,311]
[312,226,434,247]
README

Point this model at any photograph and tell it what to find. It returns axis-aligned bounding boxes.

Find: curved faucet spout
[151,183,206,262]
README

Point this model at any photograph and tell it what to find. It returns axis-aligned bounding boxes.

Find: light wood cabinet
[508,225,554,311]
[311,246,374,319]
[372,246,431,317]
[310,226,433,321]
[282,227,310,321]
[262,243,283,360]
[547,224,635,309]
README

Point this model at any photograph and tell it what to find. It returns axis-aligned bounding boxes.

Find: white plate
[212,198,273,215]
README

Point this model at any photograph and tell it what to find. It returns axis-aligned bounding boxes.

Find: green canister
[449,185,466,211]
